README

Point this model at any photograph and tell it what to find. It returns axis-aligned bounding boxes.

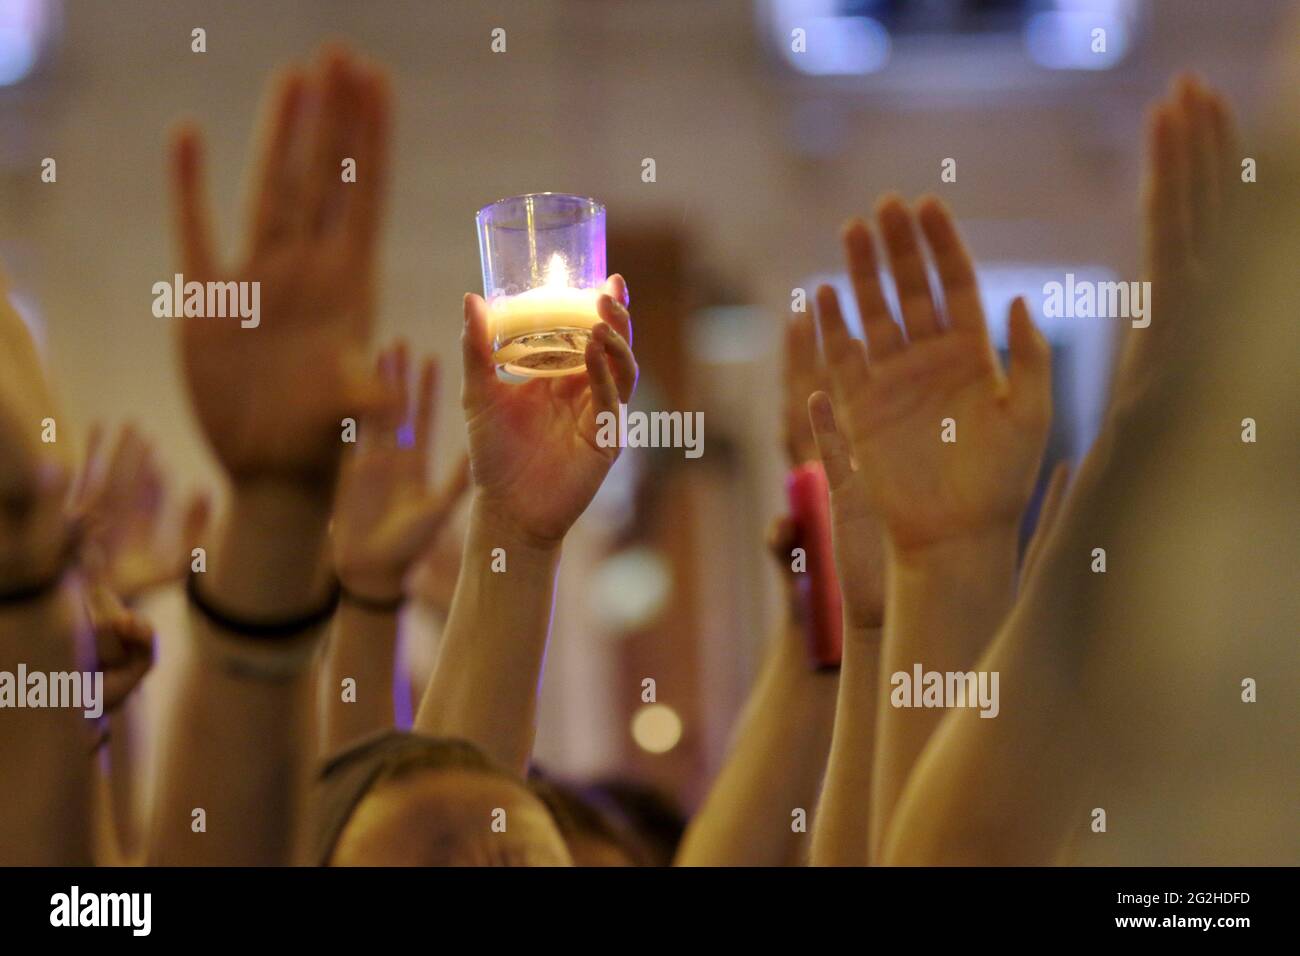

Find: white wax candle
[487,284,601,342]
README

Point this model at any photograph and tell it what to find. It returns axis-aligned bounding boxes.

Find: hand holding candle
[459,274,636,546]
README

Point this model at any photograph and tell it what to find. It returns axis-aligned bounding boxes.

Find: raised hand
[151,46,394,867]
[781,311,885,629]
[168,44,391,485]
[782,312,830,467]
[1113,74,1240,416]
[332,342,470,604]
[74,425,211,603]
[412,279,637,772]
[85,584,155,714]
[0,265,95,867]
[814,195,1052,555]
[0,274,73,589]
[460,276,637,545]
[812,196,1052,862]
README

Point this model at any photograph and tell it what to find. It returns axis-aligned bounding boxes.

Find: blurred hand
[74,424,211,602]
[782,312,831,467]
[85,584,154,714]
[460,277,637,546]
[0,271,73,587]
[168,45,391,487]
[815,195,1052,555]
[783,312,885,629]
[1113,74,1240,417]
[332,342,470,603]
[805,392,886,629]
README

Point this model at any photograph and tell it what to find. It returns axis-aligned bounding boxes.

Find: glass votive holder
[476,192,607,378]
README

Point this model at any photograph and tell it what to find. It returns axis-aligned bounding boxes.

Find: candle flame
[543,252,569,288]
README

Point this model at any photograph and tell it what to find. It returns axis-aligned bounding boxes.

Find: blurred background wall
[0,0,1291,810]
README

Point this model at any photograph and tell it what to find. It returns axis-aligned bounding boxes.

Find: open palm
[333,343,469,602]
[74,424,210,601]
[784,311,886,628]
[1113,74,1240,417]
[816,196,1052,553]
[168,46,391,484]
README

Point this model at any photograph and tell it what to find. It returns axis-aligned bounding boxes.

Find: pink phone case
[786,462,844,669]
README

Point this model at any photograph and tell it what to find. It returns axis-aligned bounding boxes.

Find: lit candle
[488,253,601,373]
[476,193,607,378]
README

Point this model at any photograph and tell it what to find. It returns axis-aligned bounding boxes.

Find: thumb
[1006,297,1052,426]
[807,391,855,494]
[460,293,498,411]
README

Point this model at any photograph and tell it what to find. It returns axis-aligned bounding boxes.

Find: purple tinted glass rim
[475,192,605,231]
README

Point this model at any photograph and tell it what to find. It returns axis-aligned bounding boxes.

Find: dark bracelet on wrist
[185,571,341,638]
[0,570,68,606]
[339,587,406,615]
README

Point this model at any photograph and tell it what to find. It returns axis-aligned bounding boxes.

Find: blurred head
[585,777,688,868]
[527,772,645,867]
[315,734,571,866]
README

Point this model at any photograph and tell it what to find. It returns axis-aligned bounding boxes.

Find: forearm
[0,580,96,865]
[321,600,399,757]
[881,633,1088,865]
[810,621,881,866]
[870,527,1019,860]
[676,618,838,866]
[101,708,142,864]
[413,496,561,775]
[148,484,333,866]
[882,431,1122,865]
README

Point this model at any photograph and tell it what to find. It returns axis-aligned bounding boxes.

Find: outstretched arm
[882,75,1239,866]
[678,321,846,866]
[806,389,886,867]
[0,271,93,865]
[323,342,466,756]
[813,198,1053,862]
[148,46,392,865]
[414,284,637,775]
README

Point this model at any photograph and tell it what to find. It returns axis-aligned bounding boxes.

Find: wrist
[0,573,94,674]
[888,523,1020,594]
[0,505,74,595]
[468,494,564,564]
[335,557,407,609]
[843,621,883,648]
[205,482,335,621]
[229,478,335,522]
[338,587,404,616]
